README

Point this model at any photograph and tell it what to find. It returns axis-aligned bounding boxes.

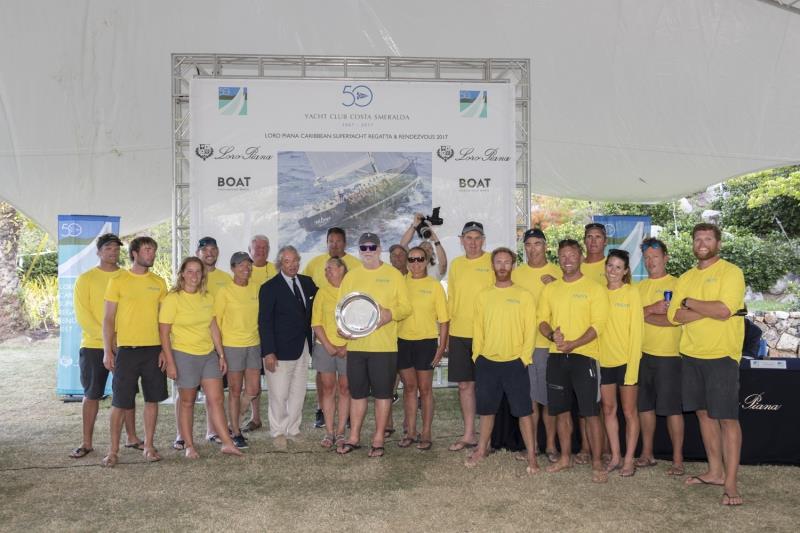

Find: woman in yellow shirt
[599,249,643,477]
[310,257,351,448]
[159,257,243,459]
[397,247,449,450]
[214,252,261,449]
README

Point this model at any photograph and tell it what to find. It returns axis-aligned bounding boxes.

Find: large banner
[56,215,120,396]
[190,79,516,272]
[593,215,651,282]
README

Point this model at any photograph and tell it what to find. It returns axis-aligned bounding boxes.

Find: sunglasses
[640,241,662,252]
[408,256,426,263]
[359,244,378,252]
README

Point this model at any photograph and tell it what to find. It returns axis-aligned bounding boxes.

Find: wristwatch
[681,298,689,309]
[547,331,555,342]
[433,241,441,247]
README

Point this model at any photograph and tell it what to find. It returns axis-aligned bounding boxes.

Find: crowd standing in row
[70,215,744,506]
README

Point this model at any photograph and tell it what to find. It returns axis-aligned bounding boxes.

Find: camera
[415,207,444,240]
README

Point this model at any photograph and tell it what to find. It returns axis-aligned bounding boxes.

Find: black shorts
[681,354,739,420]
[397,338,437,371]
[475,356,533,418]
[546,353,601,417]
[346,351,397,400]
[447,336,475,382]
[79,348,109,400]
[111,346,168,409]
[638,354,682,416]
[600,364,626,386]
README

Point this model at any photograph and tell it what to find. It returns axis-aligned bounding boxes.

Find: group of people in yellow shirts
[70,217,744,506]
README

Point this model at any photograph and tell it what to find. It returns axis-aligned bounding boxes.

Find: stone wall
[751,311,800,357]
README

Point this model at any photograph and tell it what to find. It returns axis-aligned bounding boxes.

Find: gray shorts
[174,350,223,389]
[527,347,550,406]
[225,345,262,373]
[312,343,347,375]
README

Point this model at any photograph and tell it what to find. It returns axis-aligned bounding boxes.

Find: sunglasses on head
[640,241,662,252]
[407,256,426,263]
[359,244,378,252]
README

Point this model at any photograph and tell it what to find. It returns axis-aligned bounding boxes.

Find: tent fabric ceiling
[1,0,798,237]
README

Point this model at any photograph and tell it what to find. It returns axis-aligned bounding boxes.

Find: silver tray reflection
[336,292,380,338]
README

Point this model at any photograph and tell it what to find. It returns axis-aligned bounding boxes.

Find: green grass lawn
[1,336,799,532]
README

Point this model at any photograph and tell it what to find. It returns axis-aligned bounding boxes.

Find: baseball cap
[230,251,253,268]
[358,232,381,246]
[96,233,123,250]
[197,236,218,248]
[461,221,485,236]
[523,228,546,242]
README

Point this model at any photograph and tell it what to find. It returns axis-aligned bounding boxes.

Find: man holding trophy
[335,233,412,458]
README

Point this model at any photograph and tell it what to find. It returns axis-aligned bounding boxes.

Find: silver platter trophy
[336,292,380,338]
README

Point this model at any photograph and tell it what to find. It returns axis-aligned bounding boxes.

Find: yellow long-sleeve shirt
[338,262,411,352]
[667,258,745,362]
[398,275,449,340]
[104,270,167,347]
[214,282,260,347]
[600,284,643,385]
[472,285,537,366]
[580,259,607,286]
[538,275,608,360]
[511,262,562,348]
[638,275,681,357]
[447,253,494,338]
[302,253,362,290]
[74,267,120,349]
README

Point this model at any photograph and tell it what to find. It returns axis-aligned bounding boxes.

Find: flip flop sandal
[398,436,418,448]
[320,434,335,448]
[546,451,560,463]
[70,446,93,458]
[416,440,433,451]
[124,441,145,451]
[368,446,385,458]
[635,457,657,468]
[620,466,636,477]
[448,440,478,452]
[242,421,262,432]
[101,453,118,468]
[383,428,396,439]
[335,434,346,446]
[143,449,162,462]
[207,434,223,444]
[685,475,724,486]
[574,452,590,465]
[337,443,362,455]
[666,465,685,476]
[172,439,186,450]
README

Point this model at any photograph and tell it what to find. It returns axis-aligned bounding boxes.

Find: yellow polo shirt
[538,275,608,360]
[159,291,215,355]
[447,253,494,338]
[398,275,449,340]
[668,259,745,362]
[638,275,681,357]
[251,262,277,287]
[74,267,120,349]
[214,282,260,347]
[206,268,232,297]
[104,270,167,347]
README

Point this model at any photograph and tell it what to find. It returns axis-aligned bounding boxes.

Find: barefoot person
[599,249,643,477]
[668,223,745,506]
[214,252,261,449]
[159,257,242,459]
[447,221,495,452]
[337,233,411,458]
[464,247,539,474]
[511,228,561,462]
[636,238,684,475]
[71,233,142,458]
[397,246,449,451]
[538,239,609,483]
[102,236,168,467]
[310,257,351,449]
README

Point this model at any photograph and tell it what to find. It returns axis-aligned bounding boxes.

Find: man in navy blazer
[258,245,318,445]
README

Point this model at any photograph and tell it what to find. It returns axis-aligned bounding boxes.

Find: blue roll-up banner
[56,215,120,397]
[592,215,651,282]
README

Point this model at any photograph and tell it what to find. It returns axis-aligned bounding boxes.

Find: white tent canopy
[1,0,799,237]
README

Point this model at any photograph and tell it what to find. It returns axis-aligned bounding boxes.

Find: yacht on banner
[298,152,420,231]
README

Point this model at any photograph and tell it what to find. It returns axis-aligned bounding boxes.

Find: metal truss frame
[172,54,531,273]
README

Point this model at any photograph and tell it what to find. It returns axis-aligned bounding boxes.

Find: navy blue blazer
[258,273,318,360]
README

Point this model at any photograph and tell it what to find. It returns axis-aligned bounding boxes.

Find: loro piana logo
[741,392,782,411]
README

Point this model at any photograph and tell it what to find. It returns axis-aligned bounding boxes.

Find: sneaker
[232,434,249,449]
[314,409,325,429]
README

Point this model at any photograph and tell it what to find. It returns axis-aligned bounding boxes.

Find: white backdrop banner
[190,78,515,272]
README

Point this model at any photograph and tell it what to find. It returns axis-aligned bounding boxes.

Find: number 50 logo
[341,85,373,107]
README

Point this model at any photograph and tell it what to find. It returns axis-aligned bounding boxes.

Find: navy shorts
[681,355,739,420]
[546,353,601,417]
[475,356,533,418]
[111,346,168,409]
